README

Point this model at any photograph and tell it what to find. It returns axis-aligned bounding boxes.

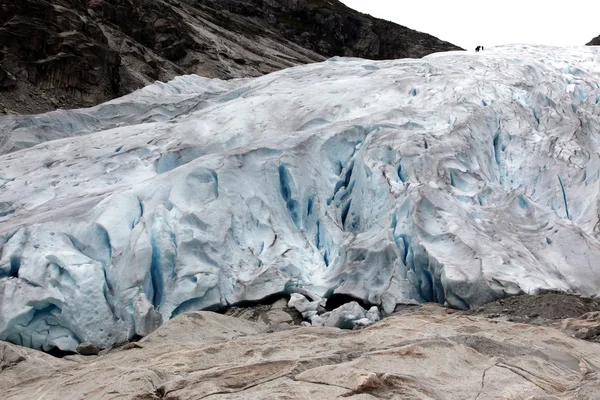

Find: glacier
[1,45,600,352]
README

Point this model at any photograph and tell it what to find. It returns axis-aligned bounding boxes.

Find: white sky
[341,0,600,51]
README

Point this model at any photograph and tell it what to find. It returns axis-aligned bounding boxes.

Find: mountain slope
[0,0,461,114]
[588,35,600,45]
[1,45,600,352]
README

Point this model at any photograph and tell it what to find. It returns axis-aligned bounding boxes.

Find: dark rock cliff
[587,35,600,46]
[0,0,461,114]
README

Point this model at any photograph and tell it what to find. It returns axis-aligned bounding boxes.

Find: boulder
[76,342,100,356]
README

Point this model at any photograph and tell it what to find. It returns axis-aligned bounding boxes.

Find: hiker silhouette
[475,46,481,52]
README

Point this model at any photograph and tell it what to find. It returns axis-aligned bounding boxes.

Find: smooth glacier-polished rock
[1,45,600,351]
[3,305,600,399]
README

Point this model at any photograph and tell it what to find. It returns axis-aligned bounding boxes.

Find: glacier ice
[2,45,600,351]
[287,293,379,329]
[288,293,326,321]
[366,306,381,322]
[310,302,368,329]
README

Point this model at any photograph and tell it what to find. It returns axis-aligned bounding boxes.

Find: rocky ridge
[0,0,461,114]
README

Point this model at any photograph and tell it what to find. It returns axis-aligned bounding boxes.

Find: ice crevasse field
[1,45,600,352]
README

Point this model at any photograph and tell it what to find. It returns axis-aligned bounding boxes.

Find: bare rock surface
[3,303,600,399]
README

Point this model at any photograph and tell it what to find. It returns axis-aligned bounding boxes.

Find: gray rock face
[0,0,461,114]
[3,304,600,399]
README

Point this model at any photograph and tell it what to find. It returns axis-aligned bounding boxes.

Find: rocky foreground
[2,294,600,399]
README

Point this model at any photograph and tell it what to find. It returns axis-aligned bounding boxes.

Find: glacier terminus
[1,45,600,352]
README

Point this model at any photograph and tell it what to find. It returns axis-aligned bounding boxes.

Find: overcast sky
[341,0,600,51]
